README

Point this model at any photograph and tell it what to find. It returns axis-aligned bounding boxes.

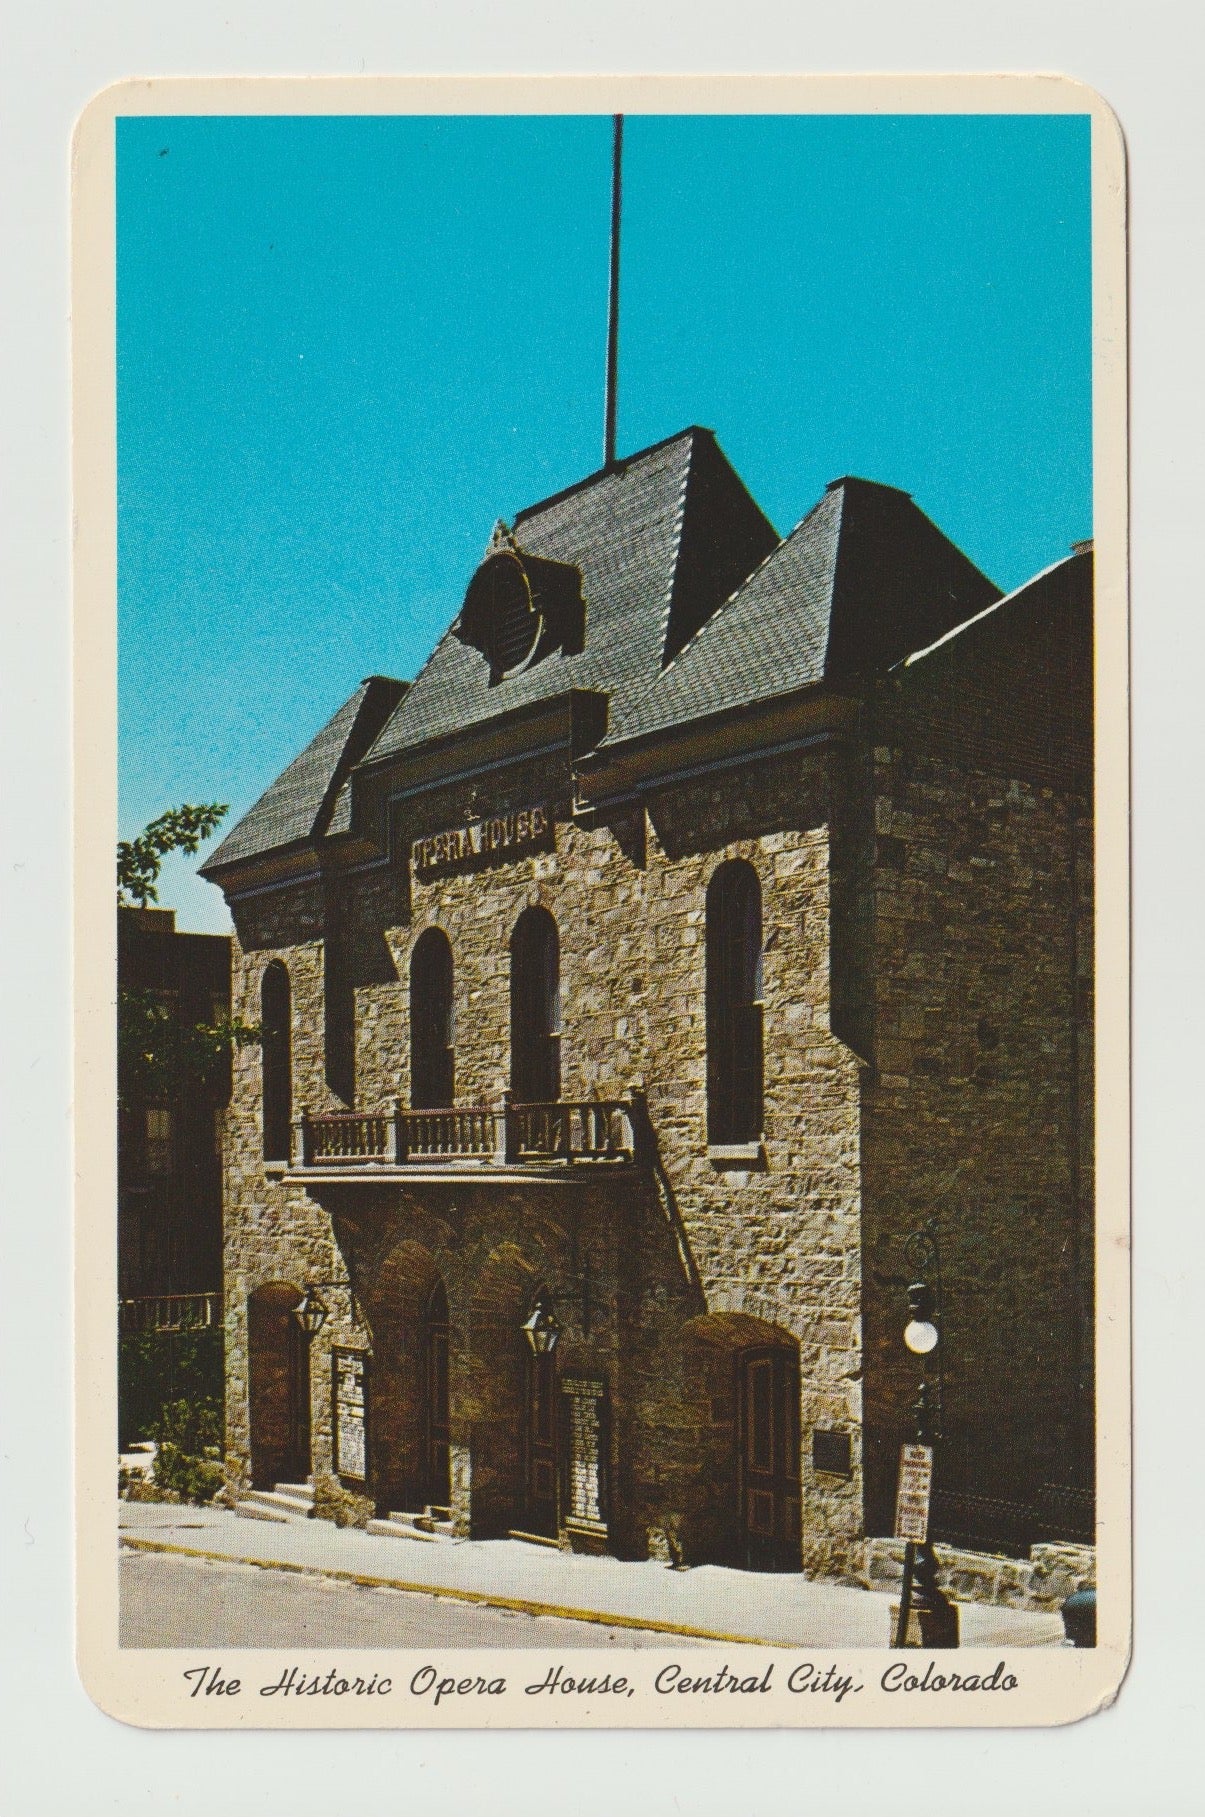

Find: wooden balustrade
[506,1099,634,1161]
[119,1292,220,1334]
[397,1106,499,1158]
[293,1098,637,1168]
[303,1109,390,1163]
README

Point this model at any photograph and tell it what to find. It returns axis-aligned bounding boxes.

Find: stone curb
[120,1536,796,1648]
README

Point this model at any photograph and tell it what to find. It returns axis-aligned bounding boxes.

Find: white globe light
[904,1318,939,1355]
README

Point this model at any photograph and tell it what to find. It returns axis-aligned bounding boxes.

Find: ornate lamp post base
[899,1539,960,1649]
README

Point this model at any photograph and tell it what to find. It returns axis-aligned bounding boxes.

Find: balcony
[119,1292,221,1334]
[287,1096,641,1181]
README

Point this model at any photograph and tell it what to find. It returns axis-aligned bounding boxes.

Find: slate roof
[200,674,405,874]
[621,475,1002,745]
[204,428,1007,875]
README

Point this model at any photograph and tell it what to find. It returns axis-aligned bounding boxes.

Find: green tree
[117,802,228,907]
[118,803,260,1102]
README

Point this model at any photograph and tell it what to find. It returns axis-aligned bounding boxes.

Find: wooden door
[738,1346,802,1571]
[524,1348,559,1538]
[423,1280,451,1509]
[249,1285,311,1488]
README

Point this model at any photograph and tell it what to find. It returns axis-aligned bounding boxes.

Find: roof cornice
[575,684,860,802]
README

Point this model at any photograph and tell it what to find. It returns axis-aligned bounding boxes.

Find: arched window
[706,861,764,1144]
[510,907,561,1102]
[410,928,455,1109]
[261,961,292,1162]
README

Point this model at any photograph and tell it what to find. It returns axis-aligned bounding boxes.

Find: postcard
[73,72,1129,1728]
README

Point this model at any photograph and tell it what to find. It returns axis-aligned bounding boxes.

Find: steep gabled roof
[604,477,1001,746]
[200,674,406,875]
[361,427,778,764]
[202,432,1010,878]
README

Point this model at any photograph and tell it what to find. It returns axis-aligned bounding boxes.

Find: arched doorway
[422,1277,451,1509]
[682,1311,802,1572]
[248,1281,311,1488]
[467,1245,539,1538]
[510,906,561,1102]
[364,1239,445,1515]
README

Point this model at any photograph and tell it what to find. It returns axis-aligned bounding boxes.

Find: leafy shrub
[152,1395,222,1454]
[119,1326,223,1446]
[151,1397,224,1503]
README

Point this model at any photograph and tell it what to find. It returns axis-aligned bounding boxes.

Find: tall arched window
[706,861,764,1143]
[261,961,292,1162]
[410,928,455,1109]
[510,907,561,1102]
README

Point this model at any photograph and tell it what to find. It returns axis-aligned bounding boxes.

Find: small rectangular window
[145,1107,174,1175]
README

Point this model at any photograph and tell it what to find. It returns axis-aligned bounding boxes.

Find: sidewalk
[118,1503,1065,1650]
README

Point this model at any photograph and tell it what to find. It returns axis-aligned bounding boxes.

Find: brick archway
[466,1244,539,1538]
[361,1239,444,1514]
[248,1280,310,1489]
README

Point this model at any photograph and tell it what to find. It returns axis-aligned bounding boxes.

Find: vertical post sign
[894,1441,933,1541]
[332,1348,369,1483]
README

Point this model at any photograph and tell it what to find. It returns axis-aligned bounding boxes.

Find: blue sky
[117,112,1092,931]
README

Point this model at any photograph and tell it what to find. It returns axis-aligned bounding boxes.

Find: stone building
[118,905,232,1302]
[200,426,1094,1578]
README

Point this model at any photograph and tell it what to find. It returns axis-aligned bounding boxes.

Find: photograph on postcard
[75,77,1128,1727]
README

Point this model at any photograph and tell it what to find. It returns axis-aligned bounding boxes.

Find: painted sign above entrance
[411,804,552,876]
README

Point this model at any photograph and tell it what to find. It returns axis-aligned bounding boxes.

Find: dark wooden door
[249,1286,311,1488]
[524,1349,559,1538]
[738,1346,802,1571]
[423,1280,451,1509]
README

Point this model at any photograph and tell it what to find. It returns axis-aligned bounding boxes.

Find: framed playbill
[73,71,1129,1730]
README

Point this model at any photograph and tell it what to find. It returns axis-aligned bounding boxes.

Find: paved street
[117,1502,1067,1649]
[120,1548,710,1650]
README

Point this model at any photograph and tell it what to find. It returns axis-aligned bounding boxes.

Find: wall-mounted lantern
[292,1286,330,1337]
[292,1276,356,1338]
[521,1293,562,1356]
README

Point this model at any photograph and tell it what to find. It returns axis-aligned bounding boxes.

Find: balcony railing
[119,1292,221,1334]
[292,1096,639,1171]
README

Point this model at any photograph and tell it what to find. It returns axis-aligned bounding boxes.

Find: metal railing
[293,1096,638,1169]
[929,1484,1096,1555]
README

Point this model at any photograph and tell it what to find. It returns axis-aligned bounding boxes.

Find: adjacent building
[200,426,1094,1579]
[117,905,232,1304]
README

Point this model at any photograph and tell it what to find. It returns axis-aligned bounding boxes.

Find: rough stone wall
[343,742,865,1572]
[863,1537,1096,1613]
[641,754,865,1576]
[223,882,348,1496]
[857,610,1094,1544]
[219,742,867,1573]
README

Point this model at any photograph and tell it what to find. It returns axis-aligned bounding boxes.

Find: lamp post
[893,1222,959,1649]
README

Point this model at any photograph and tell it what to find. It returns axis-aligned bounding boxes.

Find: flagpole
[604,114,623,470]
